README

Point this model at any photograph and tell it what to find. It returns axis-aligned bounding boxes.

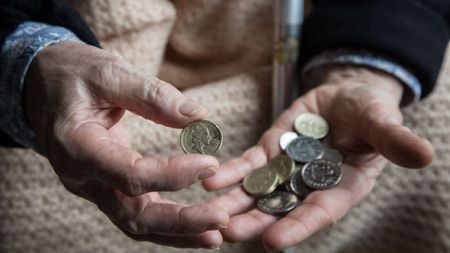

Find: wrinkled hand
[24,42,229,249]
[203,66,434,251]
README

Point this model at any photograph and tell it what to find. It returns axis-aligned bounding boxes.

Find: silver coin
[301,159,342,190]
[319,149,343,166]
[257,191,298,215]
[279,131,298,150]
[294,113,329,139]
[289,168,313,199]
[285,136,323,163]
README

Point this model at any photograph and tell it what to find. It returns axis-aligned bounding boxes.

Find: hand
[203,66,434,251]
[24,42,229,249]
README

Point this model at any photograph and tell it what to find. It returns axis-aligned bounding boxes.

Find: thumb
[92,56,207,128]
[362,102,434,168]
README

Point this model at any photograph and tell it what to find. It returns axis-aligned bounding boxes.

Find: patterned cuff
[0,21,82,149]
[303,49,422,106]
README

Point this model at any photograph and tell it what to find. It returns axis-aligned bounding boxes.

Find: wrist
[23,41,83,155]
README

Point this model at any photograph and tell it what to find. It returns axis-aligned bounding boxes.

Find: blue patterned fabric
[303,49,422,105]
[0,21,81,149]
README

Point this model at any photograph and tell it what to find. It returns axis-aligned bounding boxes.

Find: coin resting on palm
[294,113,329,139]
[180,120,223,155]
[289,169,313,199]
[301,159,342,190]
[257,191,298,215]
[268,154,295,185]
[243,168,279,196]
[285,136,323,163]
[279,131,298,150]
[320,148,344,166]
[241,113,344,215]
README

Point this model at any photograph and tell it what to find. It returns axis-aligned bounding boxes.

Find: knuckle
[93,54,124,78]
[87,54,127,97]
[157,157,186,191]
[144,78,176,108]
[119,169,144,197]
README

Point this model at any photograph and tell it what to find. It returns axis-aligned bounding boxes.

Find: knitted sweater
[1,1,450,252]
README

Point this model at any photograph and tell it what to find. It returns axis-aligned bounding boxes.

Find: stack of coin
[243,113,344,215]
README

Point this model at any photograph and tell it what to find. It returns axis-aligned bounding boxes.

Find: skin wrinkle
[145,77,165,112]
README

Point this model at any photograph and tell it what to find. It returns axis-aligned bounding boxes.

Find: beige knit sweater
[1,1,449,252]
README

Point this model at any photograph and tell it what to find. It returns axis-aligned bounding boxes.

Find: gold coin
[294,113,329,139]
[180,120,223,155]
[243,168,279,197]
[267,155,295,185]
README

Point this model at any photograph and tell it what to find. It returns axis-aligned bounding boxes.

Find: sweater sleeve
[300,0,450,99]
[0,0,99,148]
[0,22,83,149]
[0,0,99,48]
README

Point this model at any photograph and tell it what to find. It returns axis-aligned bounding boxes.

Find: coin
[285,136,323,163]
[243,168,279,196]
[294,113,329,139]
[301,159,342,190]
[289,168,313,199]
[279,131,298,150]
[180,120,223,155]
[320,148,344,166]
[257,191,298,215]
[268,155,295,185]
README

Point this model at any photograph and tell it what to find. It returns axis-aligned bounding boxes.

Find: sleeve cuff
[0,21,83,149]
[302,49,422,106]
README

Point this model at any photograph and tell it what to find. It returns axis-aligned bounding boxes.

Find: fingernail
[209,246,221,250]
[197,167,217,180]
[179,98,204,117]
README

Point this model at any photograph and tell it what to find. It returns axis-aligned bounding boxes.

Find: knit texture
[1,0,450,252]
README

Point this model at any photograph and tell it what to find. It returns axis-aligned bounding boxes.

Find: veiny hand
[203,66,434,251]
[24,42,229,249]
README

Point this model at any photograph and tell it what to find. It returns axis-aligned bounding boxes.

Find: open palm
[203,68,434,251]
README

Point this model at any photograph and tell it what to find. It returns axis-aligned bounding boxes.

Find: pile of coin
[243,113,343,215]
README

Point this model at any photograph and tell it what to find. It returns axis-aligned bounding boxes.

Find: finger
[221,209,278,242]
[86,184,230,236]
[72,122,219,196]
[262,165,375,251]
[202,146,268,191]
[90,54,207,127]
[206,187,256,215]
[360,103,434,168]
[119,202,230,235]
[110,218,223,249]
[261,190,350,251]
[133,231,223,249]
